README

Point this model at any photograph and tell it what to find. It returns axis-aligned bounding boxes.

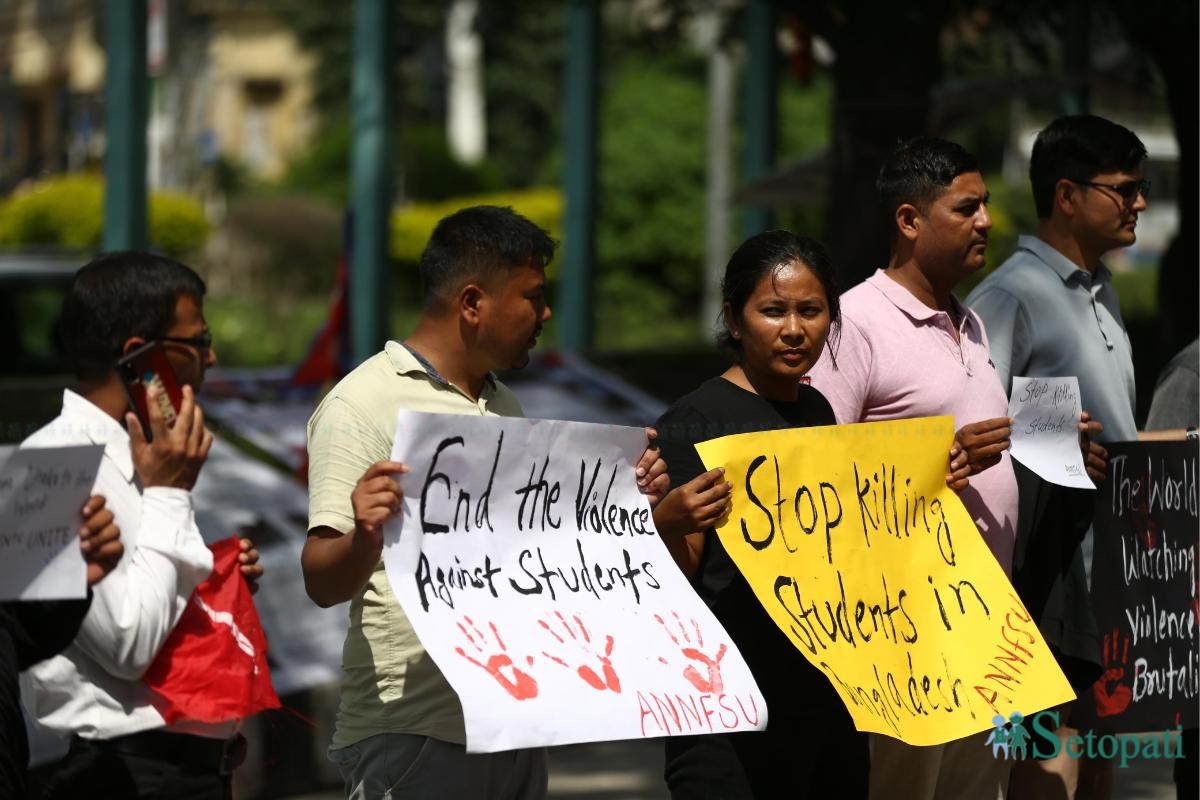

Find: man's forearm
[301,527,381,607]
[75,490,214,680]
[659,531,703,580]
[1138,428,1190,442]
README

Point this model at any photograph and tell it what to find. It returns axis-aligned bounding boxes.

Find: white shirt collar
[61,389,136,483]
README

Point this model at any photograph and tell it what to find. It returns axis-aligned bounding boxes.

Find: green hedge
[0,174,209,257]
[390,187,562,270]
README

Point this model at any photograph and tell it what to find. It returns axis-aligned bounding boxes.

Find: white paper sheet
[1007,376,1094,489]
[384,411,767,753]
[0,444,105,600]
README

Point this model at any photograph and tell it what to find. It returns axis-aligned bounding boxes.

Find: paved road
[280,740,667,800]
[284,735,1179,800]
[544,740,668,799]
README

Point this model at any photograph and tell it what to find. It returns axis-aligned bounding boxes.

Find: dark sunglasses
[160,331,214,351]
[1076,179,1150,207]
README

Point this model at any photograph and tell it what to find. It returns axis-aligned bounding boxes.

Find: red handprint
[655,611,727,694]
[1132,497,1157,549]
[1191,572,1199,627]
[1140,520,1158,550]
[454,616,539,701]
[539,611,622,693]
[1093,628,1132,717]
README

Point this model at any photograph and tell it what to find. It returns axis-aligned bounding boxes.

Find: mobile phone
[116,341,184,441]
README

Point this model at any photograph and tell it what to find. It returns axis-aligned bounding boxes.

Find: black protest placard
[1081,441,1198,732]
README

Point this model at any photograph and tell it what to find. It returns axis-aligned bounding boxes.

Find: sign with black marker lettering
[1008,376,1093,489]
[383,411,766,752]
[1075,441,1198,733]
[0,444,104,600]
[695,416,1074,745]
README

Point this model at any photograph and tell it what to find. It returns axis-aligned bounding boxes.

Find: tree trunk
[822,4,948,290]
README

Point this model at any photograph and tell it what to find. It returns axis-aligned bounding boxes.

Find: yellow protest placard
[695,416,1075,745]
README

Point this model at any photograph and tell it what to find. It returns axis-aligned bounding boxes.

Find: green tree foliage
[591,52,708,349]
[778,71,832,160]
[0,174,208,257]
[276,123,355,205]
[477,0,566,188]
[399,125,506,201]
[279,1,564,200]
[271,2,840,355]
[279,122,505,205]
[276,0,443,124]
[589,49,833,350]
[214,194,342,297]
[772,70,833,243]
[276,1,717,350]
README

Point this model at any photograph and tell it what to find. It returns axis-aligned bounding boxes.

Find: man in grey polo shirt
[966,115,1147,799]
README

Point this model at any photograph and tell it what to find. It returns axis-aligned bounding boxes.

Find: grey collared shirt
[966,234,1137,441]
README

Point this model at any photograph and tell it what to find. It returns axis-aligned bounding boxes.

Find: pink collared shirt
[808,269,1018,573]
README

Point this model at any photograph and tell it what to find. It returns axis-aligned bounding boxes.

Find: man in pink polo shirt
[809,137,1016,800]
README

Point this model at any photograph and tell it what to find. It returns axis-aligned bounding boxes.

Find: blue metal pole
[742,0,775,239]
[1061,0,1090,115]
[557,0,599,352]
[349,0,392,365]
[103,0,147,251]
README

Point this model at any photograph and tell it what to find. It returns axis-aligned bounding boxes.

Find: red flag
[291,255,349,387]
[144,536,281,724]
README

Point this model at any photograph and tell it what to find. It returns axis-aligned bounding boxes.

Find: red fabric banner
[144,536,281,723]
[291,256,348,387]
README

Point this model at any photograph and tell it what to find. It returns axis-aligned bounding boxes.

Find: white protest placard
[384,410,767,753]
[1008,376,1093,489]
[0,444,105,600]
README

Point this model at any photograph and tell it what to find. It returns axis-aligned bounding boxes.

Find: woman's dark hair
[717,230,840,365]
[56,250,207,381]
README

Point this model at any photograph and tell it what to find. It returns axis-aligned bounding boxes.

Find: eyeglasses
[1076,179,1150,207]
[160,331,213,352]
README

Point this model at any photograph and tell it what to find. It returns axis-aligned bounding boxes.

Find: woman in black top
[651,231,868,799]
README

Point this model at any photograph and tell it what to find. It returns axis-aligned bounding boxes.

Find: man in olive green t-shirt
[303,206,668,799]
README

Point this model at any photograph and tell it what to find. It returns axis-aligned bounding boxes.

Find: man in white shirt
[21,251,263,800]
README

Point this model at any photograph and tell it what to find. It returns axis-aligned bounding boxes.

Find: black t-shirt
[655,377,841,716]
[0,598,90,798]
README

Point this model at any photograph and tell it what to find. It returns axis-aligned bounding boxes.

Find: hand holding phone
[126,379,213,492]
[116,342,184,440]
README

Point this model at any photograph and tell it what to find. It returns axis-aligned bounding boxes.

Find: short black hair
[57,251,206,381]
[877,137,979,235]
[1029,115,1147,218]
[718,229,841,364]
[418,205,556,309]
